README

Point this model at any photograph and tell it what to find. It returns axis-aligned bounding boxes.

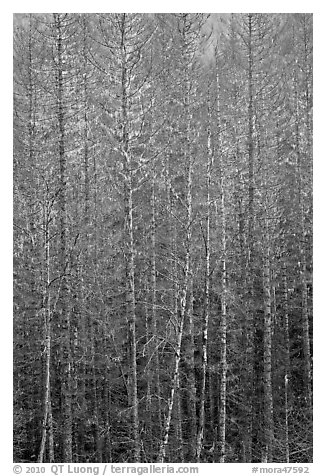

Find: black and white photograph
[13,9,313,466]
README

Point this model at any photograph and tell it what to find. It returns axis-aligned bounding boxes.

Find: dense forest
[13,13,312,464]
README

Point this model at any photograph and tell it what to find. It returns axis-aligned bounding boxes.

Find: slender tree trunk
[282,261,290,463]
[185,278,197,461]
[218,177,227,464]
[39,203,54,463]
[182,22,196,460]
[150,172,162,452]
[208,365,216,455]
[103,346,112,463]
[174,263,185,463]
[24,16,44,457]
[54,13,73,462]
[175,376,185,463]
[124,146,140,463]
[120,14,140,461]
[77,19,90,458]
[196,101,213,462]
[254,26,275,460]
[243,13,255,462]
[164,132,185,460]
[161,141,182,452]
[158,299,185,463]
[144,289,153,460]
[90,322,101,462]
[27,15,37,242]
[262,234,274,462]
[214,65,228,464]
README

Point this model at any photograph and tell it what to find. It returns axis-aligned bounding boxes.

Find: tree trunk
[218,176,227,464]
[176,376,185,463]
[282,261,290,463]
[196,99,213,462]
[150,172,162,453]
[54,13,73,462]
[144,295,153,459]
[243,13,255,462]
[38,202,54,463]
[215,65,228,465]
[262,238,274,462]
[120,14,140,461]
[158,297,185,463]
[182,17,196,461]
